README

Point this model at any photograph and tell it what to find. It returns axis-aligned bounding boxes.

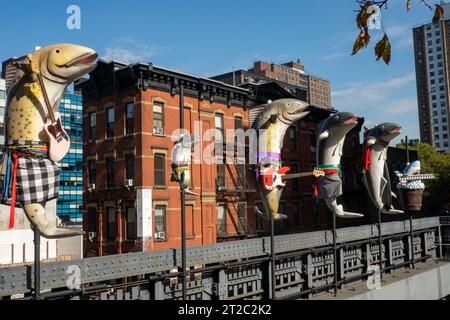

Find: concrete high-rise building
[0,78,6,153]
[211,60,332,109]
[57,92,84,224]
[1,58,18,91]
[413,2,450,152]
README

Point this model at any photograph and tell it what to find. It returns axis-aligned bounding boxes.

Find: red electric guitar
[262,167,326,191]
[28,54,71,162]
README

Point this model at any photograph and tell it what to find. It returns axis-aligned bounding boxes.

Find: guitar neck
[282,172,313,181]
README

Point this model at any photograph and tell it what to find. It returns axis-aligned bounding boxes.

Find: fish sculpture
[1,44,97,238]
[253,99,310,220]
[316,112,363,218]
[362,122,404,215]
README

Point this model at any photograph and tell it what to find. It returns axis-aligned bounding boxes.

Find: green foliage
[399,143,450,212]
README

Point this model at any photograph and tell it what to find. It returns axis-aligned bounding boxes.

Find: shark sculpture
[1,44,97,238]
[316,112,363,218]
[362,122,404,215]
[253,99,310,220]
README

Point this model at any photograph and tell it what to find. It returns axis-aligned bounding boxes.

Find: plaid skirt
[1,142,60,205]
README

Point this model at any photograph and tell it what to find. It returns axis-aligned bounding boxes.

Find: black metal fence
[0,217,444,300]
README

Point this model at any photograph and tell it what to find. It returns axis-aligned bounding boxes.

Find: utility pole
[179,84,187,300]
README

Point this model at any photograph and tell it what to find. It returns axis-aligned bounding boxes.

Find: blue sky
[0,0,439,142]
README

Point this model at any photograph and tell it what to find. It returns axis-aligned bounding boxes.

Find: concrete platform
[314,260,450,300]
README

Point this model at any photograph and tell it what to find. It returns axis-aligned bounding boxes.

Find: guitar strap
[26,53,57,124]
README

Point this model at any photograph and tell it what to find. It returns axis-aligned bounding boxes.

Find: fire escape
[215,140,257,239]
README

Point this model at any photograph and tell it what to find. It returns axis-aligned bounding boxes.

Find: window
[435,134,440,140]
[443,118,448,123]
[215,113,224,139]
[106,157,115,188]
[126,207,137,240]
[89,113,96,141]
[443,126,448,131]
[0,90,6,100]
[218,204,227,234]
[431,79,435,85]
[155,205,166,235]
[88,160,96,185]
[153,101,164,133]
[234,116,243,130]
[154,154,165,187]
[106,107,115,138]
[126,102,134,134]
[291,163,299,191]
[88,207,97,233]
[430,72,435,77]
[106,207,116,240]
[429,56,434,61]
[309,129,316,148]
[435,143,441,148]
[217,164,225,188]
[125,153,134,180]
[289,126,297,150]
[429,64,434,69]
[293,202,300,227]
[237,203,246,234]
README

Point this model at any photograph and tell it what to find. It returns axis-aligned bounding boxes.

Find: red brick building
[76,61,365,257]
[77,61,253,256]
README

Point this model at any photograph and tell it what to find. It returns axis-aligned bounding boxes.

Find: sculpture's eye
[55,48,62,54]
[335,116,339,120]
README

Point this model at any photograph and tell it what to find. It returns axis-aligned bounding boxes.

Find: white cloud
[321,52,348,61]
[332,73,420,141]
[332,73,416,107]
[102,38,162,64]
[385,24,414,49]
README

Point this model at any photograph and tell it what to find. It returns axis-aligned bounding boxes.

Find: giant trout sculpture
[362,122,404,215]
[1,44,97,238]
[253,99,310,220]
[316,112,363,218]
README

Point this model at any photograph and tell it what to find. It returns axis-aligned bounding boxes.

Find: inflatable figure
[171,134,198,196]
[253,99,310,220]
[316,112,363,218]
[1,44,97,238]
[362,123,404,215]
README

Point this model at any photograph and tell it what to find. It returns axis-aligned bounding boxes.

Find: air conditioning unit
[124,179,134,187]
[153,127,164,135]
[88,183,96,191]
[155,232,166,240]
[88,232,97,241]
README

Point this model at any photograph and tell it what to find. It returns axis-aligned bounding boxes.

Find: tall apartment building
[57,92,84,224]
[0,78,6,153]
[413,2,450,152]
[211,60,332,109]
[1,58,18,91]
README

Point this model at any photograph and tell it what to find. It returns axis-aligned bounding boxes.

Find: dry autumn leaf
[356,2,373,31]
[407,0,411,12]
[352,31,371,55]
[433,4,444,24]
[375,34,391,65]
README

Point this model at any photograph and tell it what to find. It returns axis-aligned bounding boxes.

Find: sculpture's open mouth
[65,52,98,67]
[344,116,359,125]
[390,127,401,134]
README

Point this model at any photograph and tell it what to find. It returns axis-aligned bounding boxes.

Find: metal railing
[0,216,444,300]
